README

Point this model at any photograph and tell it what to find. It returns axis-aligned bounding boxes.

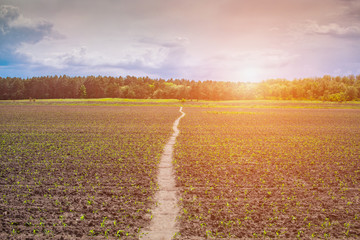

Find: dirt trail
[141,107,185,240]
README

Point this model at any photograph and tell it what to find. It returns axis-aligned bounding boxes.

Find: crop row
[0,105,179,239]
[174,107,360,239]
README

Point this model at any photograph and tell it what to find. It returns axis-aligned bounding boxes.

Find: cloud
[137,36,189,70]
[58,46,88,67]
[29,36,191,79]
[109,37,191,78]
[0,5,57,65]
[77,37,189,76]
[138,36,189,48]
[340,0,360,20]
[2,0,359,81]
[300,20,360,38]
[209,49,298,69]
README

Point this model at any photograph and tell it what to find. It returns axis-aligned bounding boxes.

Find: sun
[242,67,261,82]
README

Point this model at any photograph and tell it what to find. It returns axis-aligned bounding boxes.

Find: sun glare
[242,67,261,82]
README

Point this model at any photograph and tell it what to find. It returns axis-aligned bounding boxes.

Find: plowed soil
[0,105,179,239]
[174,107,360,239]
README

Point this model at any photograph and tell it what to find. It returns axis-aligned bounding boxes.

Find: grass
[2,98,360,109]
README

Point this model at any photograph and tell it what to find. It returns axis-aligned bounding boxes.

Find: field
[0,99,360,239]
[0,104,179,239]
[174,107,360,239]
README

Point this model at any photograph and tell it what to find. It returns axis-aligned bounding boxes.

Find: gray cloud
[0,5,56,65]
[340,0,360,20]
[35,36,190,79]
[98,37,190,77]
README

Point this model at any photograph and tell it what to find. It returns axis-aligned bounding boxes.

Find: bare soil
[141,107,185,239]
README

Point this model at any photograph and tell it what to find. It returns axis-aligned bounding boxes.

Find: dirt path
[141,107,185,240]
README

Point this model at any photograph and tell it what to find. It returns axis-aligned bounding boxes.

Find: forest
[1,74,360,101]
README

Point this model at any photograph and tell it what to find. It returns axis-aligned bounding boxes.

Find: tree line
[1,74,360,101]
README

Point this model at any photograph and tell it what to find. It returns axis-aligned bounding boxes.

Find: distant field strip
[3,99,360,109]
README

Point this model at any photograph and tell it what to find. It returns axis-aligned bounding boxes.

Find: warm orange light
[241,66,261,82]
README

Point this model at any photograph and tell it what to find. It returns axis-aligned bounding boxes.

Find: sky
[0,0,360,82]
